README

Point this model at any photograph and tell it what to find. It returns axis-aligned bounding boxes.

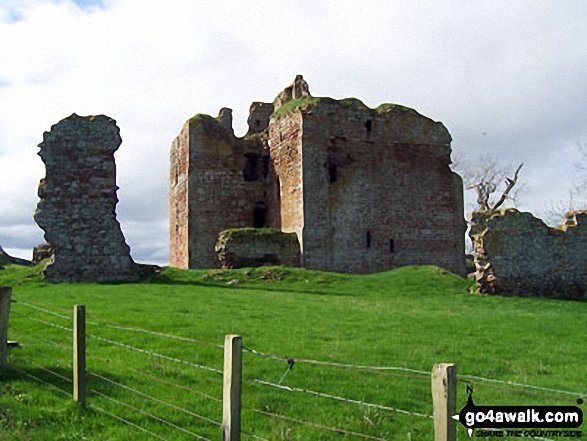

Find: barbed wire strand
[464,379,581,405]
[39,366,72,384]
[91,354,222,404]
[245,346,586,398]
[35,336,71,351]
[249,378,433,419]
[91,389,213,441]
[88,321,223,349]
[243,345,430,377]
[90,372,221,428]
[89,403,169,441]
[11,329,71,353]
[8,367,167,441]
[16,300,71,320]
[16,298,223,349]
[8,366,70,397]
[459,374,585,399]
[91,360,266,441]
[13,312,72,332]
[87,333,223,375]
[242,431,269,441]
[246,406,388,440]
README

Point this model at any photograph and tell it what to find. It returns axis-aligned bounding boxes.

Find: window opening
[328,163,338,183]
[243,154,259,181]
[254,204,267,228]
[276,176,281,202]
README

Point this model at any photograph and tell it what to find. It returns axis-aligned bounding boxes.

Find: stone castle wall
[271,99,465,274]
[34,114,139,282]
[171,76,466,275]
[469,209,587,298]
[169,110,270,269]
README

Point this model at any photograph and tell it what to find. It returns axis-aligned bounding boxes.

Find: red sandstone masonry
[170,76,466,275]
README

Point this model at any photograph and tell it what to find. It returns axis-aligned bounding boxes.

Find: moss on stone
[216,227,296,248]
[271,96,325,119]
[375,103,420,116]
[272,96,421,120]
[188,113,217,125]
[339,97,367,108]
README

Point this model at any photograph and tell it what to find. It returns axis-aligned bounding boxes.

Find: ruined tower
[35,114,139,282]
[170,76,465,275]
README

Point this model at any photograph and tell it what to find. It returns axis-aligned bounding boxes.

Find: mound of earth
[0,246,34,267]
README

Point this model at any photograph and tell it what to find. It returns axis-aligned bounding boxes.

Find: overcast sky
[1,0,586,264]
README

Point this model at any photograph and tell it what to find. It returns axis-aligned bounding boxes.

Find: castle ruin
[170,76,466,275]
[470,209,587,298]
[35,114,140,282]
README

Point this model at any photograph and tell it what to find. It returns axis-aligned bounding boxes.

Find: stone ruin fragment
[469,209,587,298]
[34,114,139,282]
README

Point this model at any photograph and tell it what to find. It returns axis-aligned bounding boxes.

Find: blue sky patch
[2,8,24,24]
[72,0,107,11]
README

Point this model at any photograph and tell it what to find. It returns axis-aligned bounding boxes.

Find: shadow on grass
[3,364,132,403]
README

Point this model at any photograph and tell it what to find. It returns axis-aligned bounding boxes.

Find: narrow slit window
[366,231,371,248]
[254,204,267,228]
[328,163,338,183]
[243,154,258,181]
[365,119,373,133]
[389,239,395,253]
[276,176,281,202]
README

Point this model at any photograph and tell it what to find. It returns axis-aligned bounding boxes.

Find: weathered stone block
[215,228,300,269]
[34,114,139,282]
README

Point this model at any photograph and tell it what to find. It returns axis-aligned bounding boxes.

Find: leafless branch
[491,163,523,210]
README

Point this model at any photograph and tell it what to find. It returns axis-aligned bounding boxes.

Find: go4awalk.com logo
[453,387,584,438]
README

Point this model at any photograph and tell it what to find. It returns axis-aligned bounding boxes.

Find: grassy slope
[0,264,585,440]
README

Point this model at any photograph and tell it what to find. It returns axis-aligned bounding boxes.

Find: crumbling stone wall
[169,109,270,269]
[215,228,300,269]
[469,209,587,298]
[35,114,139,282]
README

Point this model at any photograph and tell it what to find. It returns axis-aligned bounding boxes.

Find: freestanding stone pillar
[34,114,139,282]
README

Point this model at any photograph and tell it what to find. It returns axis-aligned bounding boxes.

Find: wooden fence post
[431,363,456,441]
[73,305,86,406]
[222,334,242,441]
[0,286,12,373]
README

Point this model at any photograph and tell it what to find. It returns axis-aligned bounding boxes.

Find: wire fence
[5,298,585,440]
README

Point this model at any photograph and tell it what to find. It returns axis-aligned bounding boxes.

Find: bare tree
[452,155,524,212]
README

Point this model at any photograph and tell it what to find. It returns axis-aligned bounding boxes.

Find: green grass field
[0,263,585,440]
